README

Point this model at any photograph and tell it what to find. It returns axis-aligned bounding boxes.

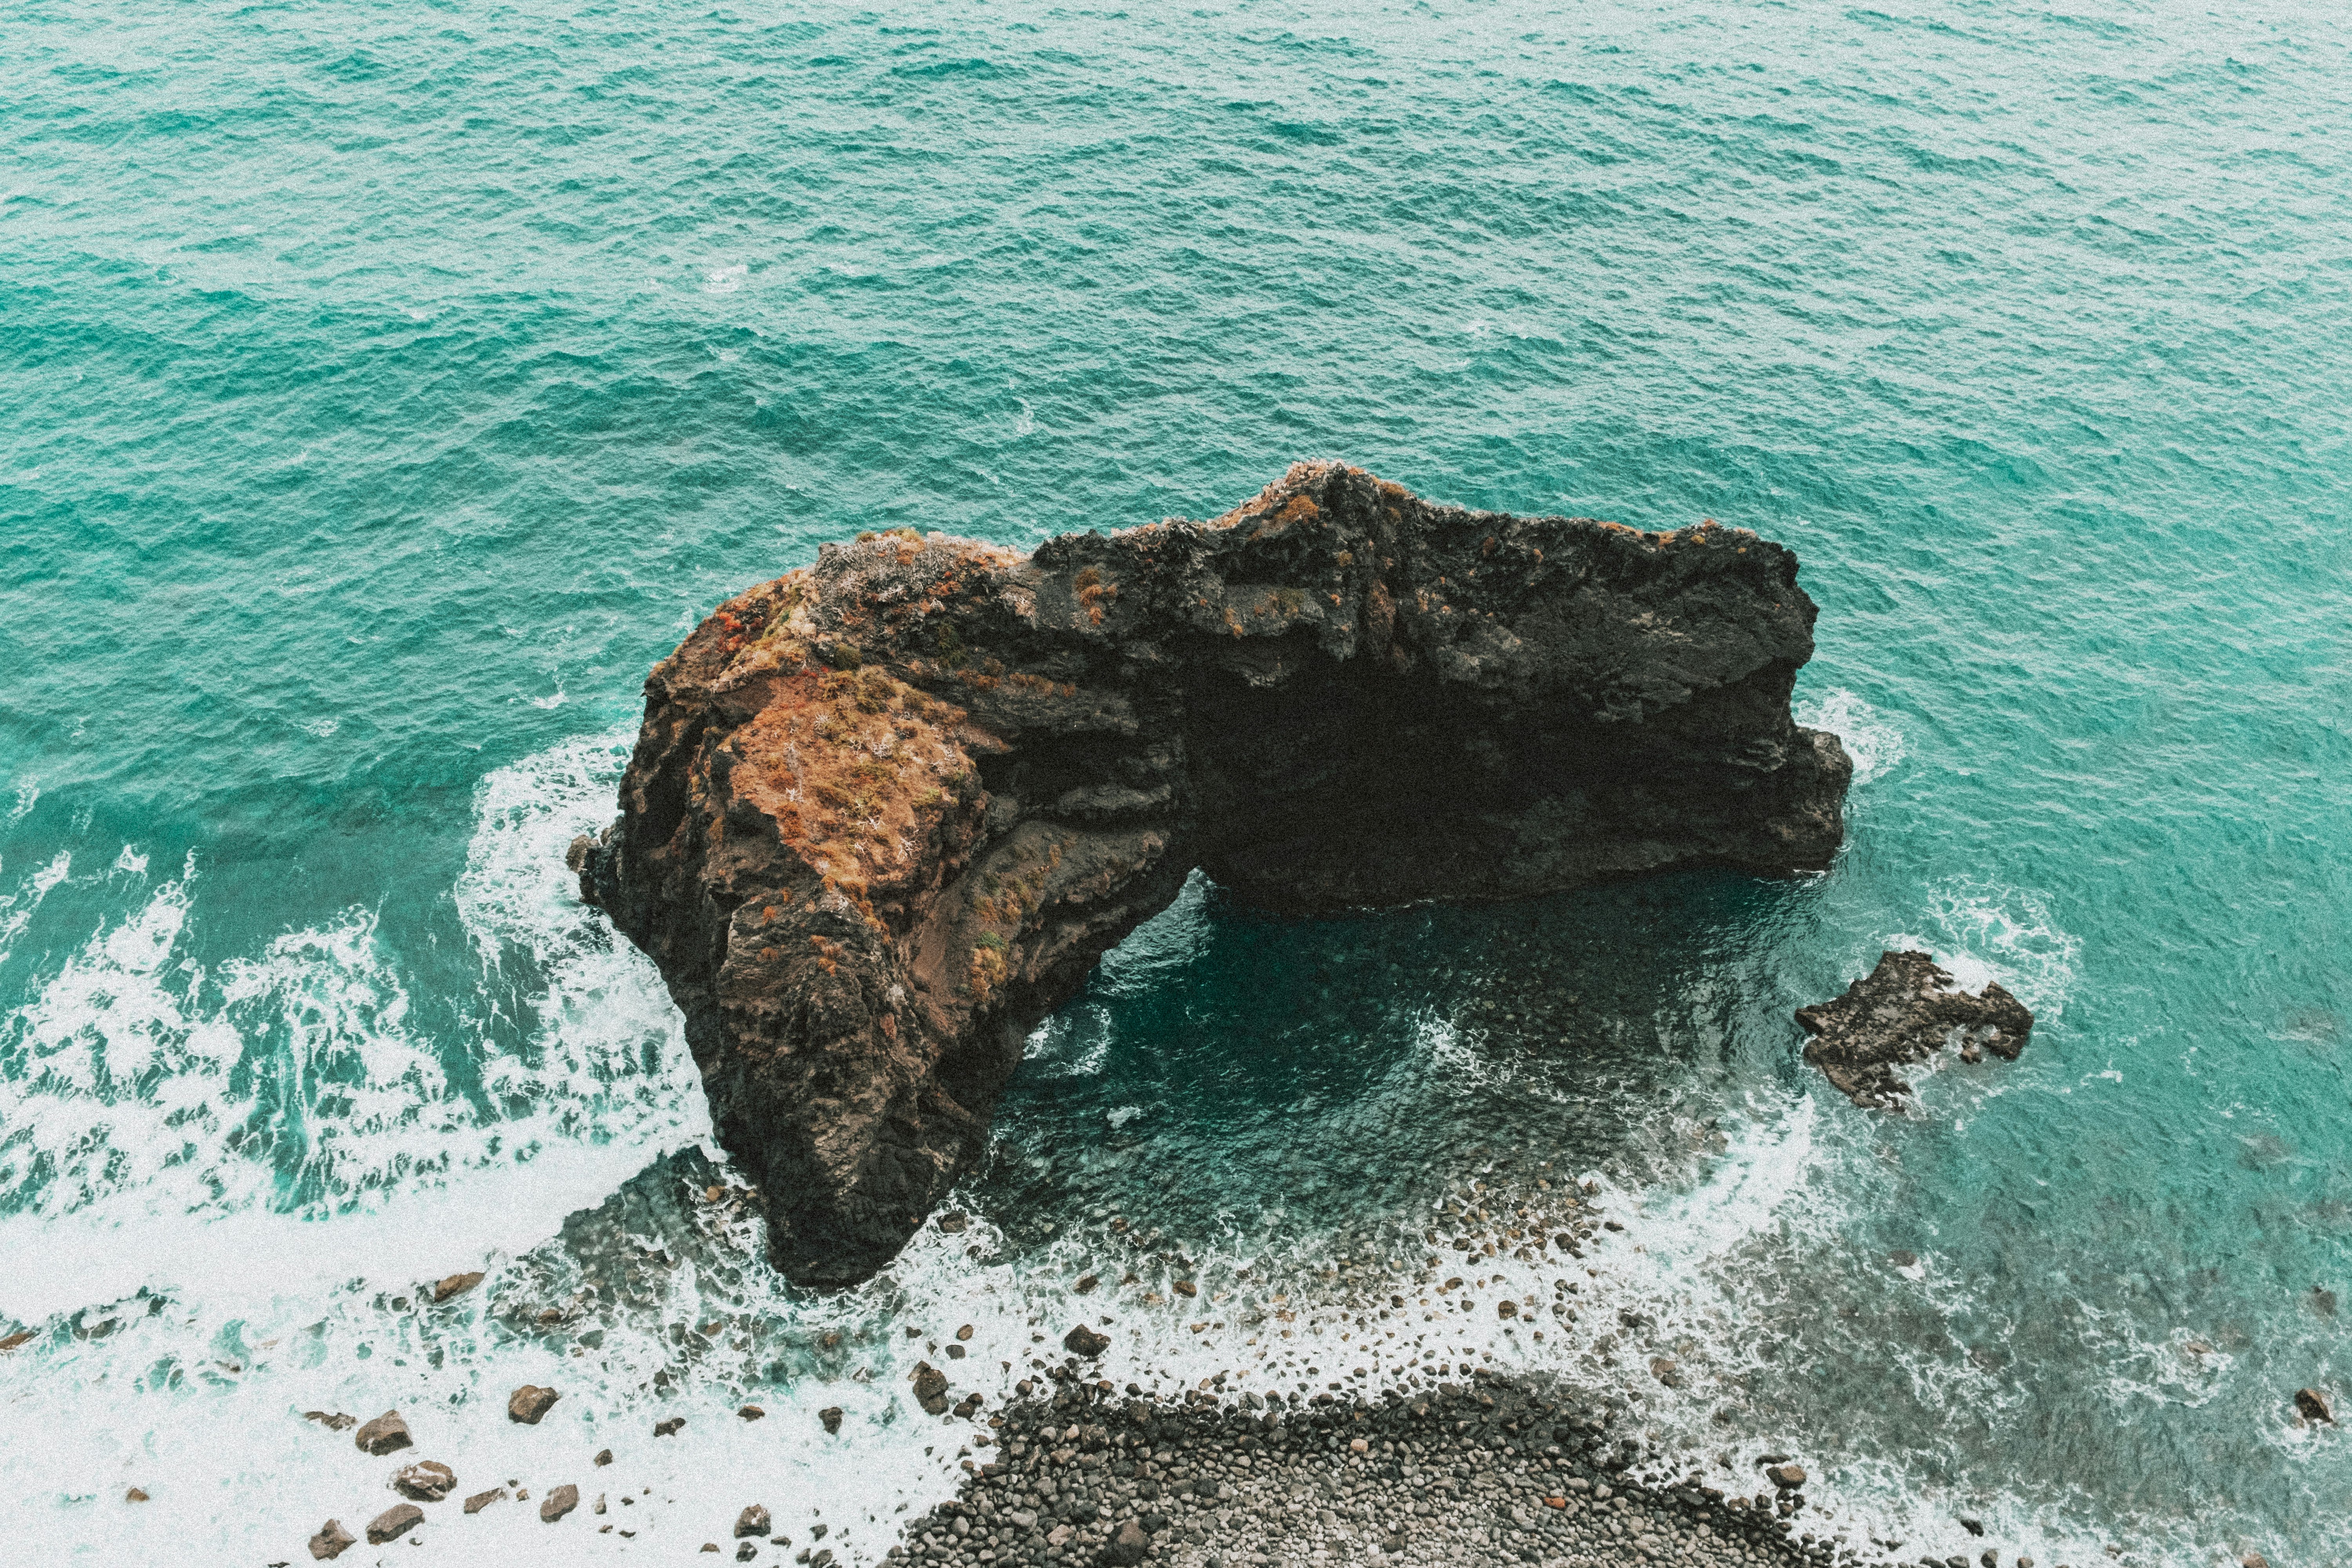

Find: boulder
[1767,1464,1807,1490]
[1063,1325,1111,1359]
[737,1504,771,1538]
[352,1411,411,1456]
[431,1271,485,1303]
[572,463,1848,1285]
[540,1483,580,1523]
[1797,952,2034,1107]
[463,1488,507,1515]
[1106,1518,1151,1566]
[303,1410,356,1432]
[307,1519,356,1560]
[655,1416,686,1437]
[365,1503,424,1544]
[913,1364,951,1415]
[2294,1387,2333,1423]
[508,1384,560,1424]
[819,1406,844,1434]
[392,1460,456,1502]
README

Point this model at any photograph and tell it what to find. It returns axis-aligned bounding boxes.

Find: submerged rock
[1796,951,2034,1108]
[574,462,1850,1285]
[2294,1387,2333,1423]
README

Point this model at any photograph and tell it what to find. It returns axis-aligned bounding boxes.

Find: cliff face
[571,463,1851,1286]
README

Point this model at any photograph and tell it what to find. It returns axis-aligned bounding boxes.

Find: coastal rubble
[572,462,1850,1287]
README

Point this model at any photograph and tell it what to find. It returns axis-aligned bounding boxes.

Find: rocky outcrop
[573,462,1850,1286]
[1796,950,2034,1107]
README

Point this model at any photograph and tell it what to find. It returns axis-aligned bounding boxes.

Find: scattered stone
[955,1323,975,1341]
[1073,1275,1100,1294]
[431,1271,485,1303]
[2294,1387,2333,1423]
[365,1503,424,1544]
[2312,1287,2338,1318]
[125,1488,149,1503]
[913,1364,951,1415]
[303,1410,356,1432]
[819,1406,844,1434]
[737,1504,771,1538]
[1797,951,2034,1107]
[392,1460,457,1502]
[353,1411,412,1456]
[1767,1463,1807,1490]
[937,1212,969,1234]
[463,1489,506,1515]
[1173,1281,1197,1298]
[1063,1324,1110,1358]
[540,1483,580,1523]
[702,1544,720,1553]
[508,1384,561,1424]
[308,1519,356,1560]
[594,1448,613,1466]
[1496,1299,1517,1318]
[0,1331,35,1353]
[655,1417,686,1437]
[738,1404,766,1421]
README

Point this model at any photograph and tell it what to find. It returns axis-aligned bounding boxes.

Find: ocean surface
[3,1,2348,1563]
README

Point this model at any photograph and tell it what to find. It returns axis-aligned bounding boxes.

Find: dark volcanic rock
[365,1503,424,1544]
[392,1459,456,1502]
[1797,950,2034,1107]
[352,1410,411,1456]
[913,1363,952,1415]
[508,1384,560,1424]
[574,462,1850,1285]
[1063,1324,1111,1359]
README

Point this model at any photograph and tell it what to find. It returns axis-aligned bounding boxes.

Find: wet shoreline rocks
[573,461,1851,1287]
[1797,952,2034,1109]
[906,1370,2029,1568]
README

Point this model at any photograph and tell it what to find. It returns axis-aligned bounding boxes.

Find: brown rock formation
[573,462,1849,1285]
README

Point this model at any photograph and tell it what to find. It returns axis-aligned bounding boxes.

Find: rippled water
[4,2,2349,1563]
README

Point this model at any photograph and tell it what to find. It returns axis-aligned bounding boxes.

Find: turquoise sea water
[4,1,2349,1563]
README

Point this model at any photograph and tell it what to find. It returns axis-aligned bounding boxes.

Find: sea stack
[572,462,1851,1285]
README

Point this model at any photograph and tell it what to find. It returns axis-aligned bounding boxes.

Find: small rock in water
[1063,1324,1111,1358]
[431,1271,485,1303]
[508,1384,561,1424]
[2311,1286,2338,1318]
[365,1503,424,1544]
[0,1331,35,1353]
[1496,1300,1517,1319]
[738,1404,766,1421]
[1767,1463,1807,1490]
[307,1519,356,1560]
[463,1489,506,1515]
[392,1460,457,1502]
[736,1504,771,1538]
[655,1416,686,1437]
[913,1364,951,1415]
[125,1488,149,1503]
[937,1212,969,1234]
[1797,951,2034,1107]
[1073,1274,1099,1294]
[819,1406,844,1434]
[955,1323,974,1340]
[1173,1281,1197,1298]
[1959,1515,1985,1535]
[303,1410,356,1432]
[2294,1387,2333,1423]
[540,1483,580,1523]
[353,1411,412,1456]
[594,1448,613,1466]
